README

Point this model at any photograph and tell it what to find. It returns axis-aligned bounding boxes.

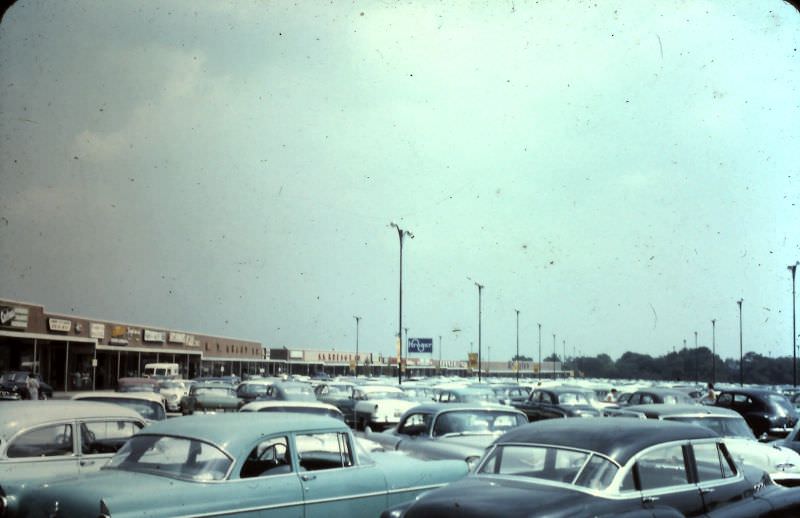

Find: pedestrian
[706,382,716,403]
[605,388,618,402]
[26,374,40,400]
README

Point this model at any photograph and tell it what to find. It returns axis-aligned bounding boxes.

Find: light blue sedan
[3,413,468,517]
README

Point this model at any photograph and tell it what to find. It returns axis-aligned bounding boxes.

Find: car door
[690,440,746,513]
[294,430,388,517]
[395,412,433,456]
[1,421,80,482]
[632,443,705,516]
[231,435,305,518]
[77,418,144,474]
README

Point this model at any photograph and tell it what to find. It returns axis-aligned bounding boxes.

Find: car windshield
[240,383,269,394]
[478,445,618,491]
[118,384,158,393]
[79,396,166,421]
[253,406,344,420]
[462,391,495,402]
[557,392,590,405]
[433,411,527,436]
[281,385,313,395]
[106,435,232,481]
[664,416,755,439]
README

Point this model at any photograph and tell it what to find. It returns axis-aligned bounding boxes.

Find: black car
[381,419,800,518]
[0,371,54,400]
[512,386,600,421]
[715,388,798,438]
[620,387,697,407]
[315,381,358,426]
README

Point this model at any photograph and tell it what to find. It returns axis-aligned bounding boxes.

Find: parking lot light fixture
[353,316,361,378]
[790,263,798,388]
[389,222,413,385]
[737,299,743,387]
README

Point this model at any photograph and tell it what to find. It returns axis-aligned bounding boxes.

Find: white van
[143,363,180,379]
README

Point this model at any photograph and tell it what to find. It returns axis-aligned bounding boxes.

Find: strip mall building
[0,298,560,391]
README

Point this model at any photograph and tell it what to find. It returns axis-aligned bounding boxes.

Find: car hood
[725,437,800,478]
[435,433,500,449]
[399,476,604,518]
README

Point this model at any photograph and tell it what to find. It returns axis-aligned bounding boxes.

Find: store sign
[143,329,165,343]
[111,326,126,338]
[168,332,186,344]
[0,306,28,328]
[407,337,433,354]
[289,350,303,360]
[89,323,105,339]
[127,327,141,339]
[48,318,72,332]
[110,338,128,345]
[185,334,198,347]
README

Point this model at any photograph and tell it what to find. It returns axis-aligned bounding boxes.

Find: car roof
[0,401,144,441]
[240,401,340,412]
[140,413,348,458]
[358,385,402,393]
[634,387,691,395]
[496,418,717,465]
[718,388,780,397]
[537,386,593,394]
[625,404,742,418]
[403,402,526,415]
[446,387,495,394]
[72,391,165,404]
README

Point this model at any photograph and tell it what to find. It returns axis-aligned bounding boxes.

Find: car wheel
[39,392,48,400]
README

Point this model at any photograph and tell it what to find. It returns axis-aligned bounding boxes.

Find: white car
[352,385,417,431]
[72,391,167,423]
[158,379,191,412]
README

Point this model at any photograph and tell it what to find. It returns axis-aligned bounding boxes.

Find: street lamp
[711,319,716,385]
[515,309,520,383]
[552,333,557,380]
[353,316,361,378]
[737,298,743,387]
[474,281,484,382]
[537,323,542,380]
[389,222,413,385]
[694,331,698,386]
[438,335,442,375]
[790,263,798,388]
[562,339,566,373]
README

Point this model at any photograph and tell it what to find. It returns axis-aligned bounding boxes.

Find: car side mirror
[759,433,769,442]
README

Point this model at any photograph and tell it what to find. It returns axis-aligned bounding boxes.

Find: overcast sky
[0,1,798,364]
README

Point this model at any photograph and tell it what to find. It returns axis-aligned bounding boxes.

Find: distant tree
[512,355,533,361]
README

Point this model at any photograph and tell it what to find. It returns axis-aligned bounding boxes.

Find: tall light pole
[474,281,484,383]
[711,319,717,385]
[353,316,361,378]
[515,309,520,383]
[694,331,698,386]
[390,222,413,385]
[552,333,557,379]
[737,298,743,387]
[537,323,542,380]
[790,263,798,388]
[562,339,566,372]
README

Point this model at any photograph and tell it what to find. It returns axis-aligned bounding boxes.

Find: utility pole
[515,309,520,383]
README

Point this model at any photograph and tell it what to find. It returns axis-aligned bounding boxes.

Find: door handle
[80,459,95,467]
[642,496,660,504]
[700,487,715,494]
[301,473,316,481]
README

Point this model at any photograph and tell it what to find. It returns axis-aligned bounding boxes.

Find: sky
[0,1,798,364]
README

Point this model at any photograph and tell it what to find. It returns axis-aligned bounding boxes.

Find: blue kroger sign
[407,337,433,354]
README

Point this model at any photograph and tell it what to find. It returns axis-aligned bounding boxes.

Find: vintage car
[400,385,438,403]
[3,413,469,517]
[715,388,798,438]
[115,377,160,393]
[381,419,800,518]
[353,385,417,431]
[315,381,358,426]
[71,391,167,422]
[367,403,528,468]
[436,387,498,404]
[0,401,144,486]
[235,378,280,403]
[0,372,53,400]
[512,386,601,421]
[157,379,191,413]
[239,400,345,420]
[609,404,800,487]
[181,382,241,415]
[616,387,698,407]
[488,384,530,405]
[259,381,318,402]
